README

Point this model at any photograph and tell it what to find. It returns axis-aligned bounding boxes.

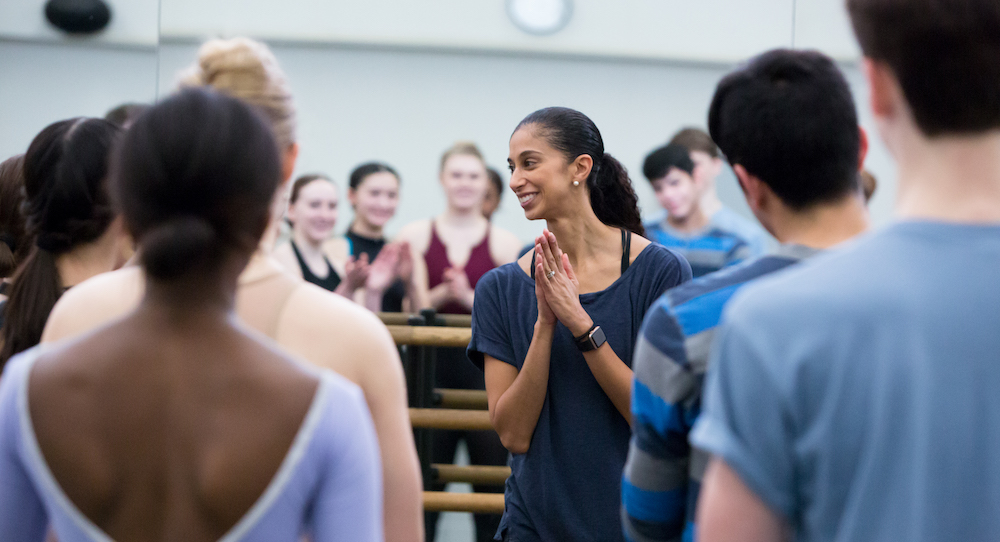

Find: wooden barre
[432,464,510,485]
[410,408,494,431]
[423,491,505,514]
[387,325,471,348]
[377,312,472,328]
[434,388,489,410]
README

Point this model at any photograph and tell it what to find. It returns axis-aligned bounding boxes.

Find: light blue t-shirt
[691,221,1000,542]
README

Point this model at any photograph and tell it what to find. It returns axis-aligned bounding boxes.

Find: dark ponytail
[515,107,644,235]
[113,88,282,282]
[1,118,121,365]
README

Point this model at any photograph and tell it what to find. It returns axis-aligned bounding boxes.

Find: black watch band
[575,324,606,352]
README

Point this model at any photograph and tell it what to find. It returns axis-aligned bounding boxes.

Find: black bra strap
[621,229,631,274]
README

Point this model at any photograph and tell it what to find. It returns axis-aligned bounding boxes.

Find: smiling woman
[468,107,691,542]
[273,174,362,296]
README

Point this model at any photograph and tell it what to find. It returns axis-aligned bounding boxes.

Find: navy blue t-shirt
[468,244,691,541]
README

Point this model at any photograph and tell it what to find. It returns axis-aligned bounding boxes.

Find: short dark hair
[669,128,719,158]
[708,49,860,211]
[847,0,1000,135]
[643,143,695,182]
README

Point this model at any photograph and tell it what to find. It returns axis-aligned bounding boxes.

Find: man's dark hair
[669,128,719,158]
[642,143,695,182]
[847,0,1000,136]
[708,49,859,211]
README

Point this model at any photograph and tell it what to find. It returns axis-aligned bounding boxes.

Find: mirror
[0,0,160,159]
[156,0,893,240]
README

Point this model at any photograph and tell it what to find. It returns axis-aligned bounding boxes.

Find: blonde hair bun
[178,37,297,149]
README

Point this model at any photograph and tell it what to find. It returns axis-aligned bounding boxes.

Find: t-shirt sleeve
[689,294,797,520]
[622,297,696,541]
[467,268,515,370]
[311,380,383,542]
[0,355,48,542]
[642,247,693,311]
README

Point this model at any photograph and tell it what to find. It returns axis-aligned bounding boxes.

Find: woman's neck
[441,206,485,228]
[56,228,121,288]
[545,211,620,270]
[292,229,324,253]
[350,219,383,239]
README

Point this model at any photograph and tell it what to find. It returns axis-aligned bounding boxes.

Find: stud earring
[573,180,580,186]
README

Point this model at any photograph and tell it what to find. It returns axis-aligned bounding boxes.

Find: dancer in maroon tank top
[396,141,521,542]
[424,220,497,315]
[398,142,521,314]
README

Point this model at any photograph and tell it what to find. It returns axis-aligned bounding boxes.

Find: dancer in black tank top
[290,240,341,291]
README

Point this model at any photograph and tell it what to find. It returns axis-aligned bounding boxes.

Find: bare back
[42,254,424,542]
[30,312,318,541]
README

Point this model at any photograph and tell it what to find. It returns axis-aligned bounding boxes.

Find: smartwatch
[575,324,606,352]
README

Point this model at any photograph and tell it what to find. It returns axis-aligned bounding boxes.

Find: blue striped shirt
[621,245,816,542]
[644,218,752,278]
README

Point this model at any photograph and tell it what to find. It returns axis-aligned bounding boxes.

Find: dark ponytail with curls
[1,118,121,365]
[515,107,644,235]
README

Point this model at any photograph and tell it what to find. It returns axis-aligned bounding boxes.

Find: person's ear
[571,154,593,186]
[863,58,903,123]
[733,164,765,213]
[857,126,870,171]
[281,142,300,185]
[348,187,358,209]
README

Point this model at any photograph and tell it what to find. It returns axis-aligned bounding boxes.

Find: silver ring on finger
[546,270,556,279]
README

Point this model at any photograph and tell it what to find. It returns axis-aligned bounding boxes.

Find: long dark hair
[112,88,282,282]
[515,107,643,235]
[1,118,121,365]
[0,155,30,278]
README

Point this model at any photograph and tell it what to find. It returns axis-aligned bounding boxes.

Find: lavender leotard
[0,347,383,542]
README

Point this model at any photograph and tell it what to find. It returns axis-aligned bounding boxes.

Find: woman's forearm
[582,345,634,423]
[489,322,553,454]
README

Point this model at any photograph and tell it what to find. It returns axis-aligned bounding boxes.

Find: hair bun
[140,216,220,280]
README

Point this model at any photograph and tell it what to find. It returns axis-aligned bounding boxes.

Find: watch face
[506,0,573,36]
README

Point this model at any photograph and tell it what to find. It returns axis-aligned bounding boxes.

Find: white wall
[0,0,158,46]
[0,41,158,160]
[161,0,796,63]
[157,40,895,244]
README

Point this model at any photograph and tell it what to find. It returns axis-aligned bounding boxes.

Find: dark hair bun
[141,217,220,280]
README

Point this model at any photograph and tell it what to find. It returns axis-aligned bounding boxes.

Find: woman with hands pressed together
[468,107,691,542]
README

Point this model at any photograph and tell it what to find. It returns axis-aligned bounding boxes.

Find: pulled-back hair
[178,37,297,150]
[0,155,29,278]
[847,0,1000,135]
[515,107,643,235]
[290,174,334,204]
[439,141,486,174]
[349,162,399,190]
[1,118,121,364]
[708,49,860,211]
[113,88,282,282]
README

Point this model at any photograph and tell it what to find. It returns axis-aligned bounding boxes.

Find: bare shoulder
[395,219,432,254]
[629,233,654,264]
[43,267,145,343]
[488,224,523,265]
[274,283,397,385]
